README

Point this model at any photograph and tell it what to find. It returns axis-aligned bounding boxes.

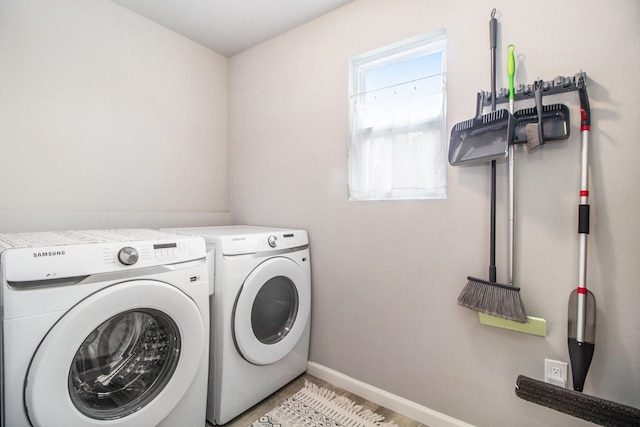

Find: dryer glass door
[69,309,180,420]
[234,256,310,365]
[251,276,298,344]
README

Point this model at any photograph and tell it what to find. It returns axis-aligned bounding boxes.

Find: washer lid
[233,257,310,365]
[25,280,205,427]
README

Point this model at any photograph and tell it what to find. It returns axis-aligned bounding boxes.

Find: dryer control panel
[0,229,206,283]
[220,230,308,255]
[165,226,309,256]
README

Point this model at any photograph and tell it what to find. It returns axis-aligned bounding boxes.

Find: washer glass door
[69,309,180,420]
[234,256,310,365]
[25,280,205,427]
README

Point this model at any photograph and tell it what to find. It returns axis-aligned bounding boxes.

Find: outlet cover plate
[544,358,568,387]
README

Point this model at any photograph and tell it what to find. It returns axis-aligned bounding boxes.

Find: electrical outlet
[544,358,568,388]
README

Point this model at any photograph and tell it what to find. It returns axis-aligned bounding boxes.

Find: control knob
[118,246,139,265]
[267,235,278,248]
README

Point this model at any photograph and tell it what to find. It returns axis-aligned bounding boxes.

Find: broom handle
[507,44,516,287]
[508,130,515,286]
[489,9,497,283]
[490,9,497,111]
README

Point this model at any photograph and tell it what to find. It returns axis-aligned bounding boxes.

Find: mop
[516,75,640,427]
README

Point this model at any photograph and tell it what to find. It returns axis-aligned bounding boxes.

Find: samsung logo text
[33,251,66,258]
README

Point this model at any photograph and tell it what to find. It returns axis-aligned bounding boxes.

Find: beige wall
[0,0,230,231]
[229,0,640,425]
[1,0,638,425]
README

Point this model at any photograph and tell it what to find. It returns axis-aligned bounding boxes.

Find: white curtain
[348,73,446,200]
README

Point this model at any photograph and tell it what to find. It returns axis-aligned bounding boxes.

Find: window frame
[348,28,447,201]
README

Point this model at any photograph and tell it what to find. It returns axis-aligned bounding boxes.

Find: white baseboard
[306,362,474,427]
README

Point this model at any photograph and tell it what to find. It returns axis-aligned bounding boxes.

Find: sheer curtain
[348,72,446,200]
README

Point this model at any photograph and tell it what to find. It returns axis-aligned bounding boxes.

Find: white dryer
[166,226,311,425]
[0,229,210,427]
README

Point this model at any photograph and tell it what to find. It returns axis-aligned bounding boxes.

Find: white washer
[166,226,311,425]
[0,229,210,427]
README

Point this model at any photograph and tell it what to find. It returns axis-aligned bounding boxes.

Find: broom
[457,17,527,323]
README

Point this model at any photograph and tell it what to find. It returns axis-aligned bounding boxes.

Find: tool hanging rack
[480,71,587,107]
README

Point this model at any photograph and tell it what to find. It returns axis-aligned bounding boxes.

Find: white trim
[306,362,474,427]
[0,210,233,233]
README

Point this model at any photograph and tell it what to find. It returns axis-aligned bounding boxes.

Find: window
[348,29,447,201]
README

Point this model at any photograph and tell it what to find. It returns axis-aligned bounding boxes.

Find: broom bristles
[457,276,528,323]
[525,121,545,152]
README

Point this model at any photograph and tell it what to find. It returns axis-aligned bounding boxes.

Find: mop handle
[577,83,591,342]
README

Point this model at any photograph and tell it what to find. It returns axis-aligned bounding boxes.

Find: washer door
[233,257,310,365]
[25,280,205,427]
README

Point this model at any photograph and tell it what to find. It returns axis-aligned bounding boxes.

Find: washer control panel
[0,229,206,282]
[118,246,139,265]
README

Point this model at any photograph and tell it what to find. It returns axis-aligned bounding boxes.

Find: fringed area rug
[250,380,397,427]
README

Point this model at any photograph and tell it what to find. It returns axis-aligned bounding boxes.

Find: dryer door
[25,280,205,427]
[233,256,310,365]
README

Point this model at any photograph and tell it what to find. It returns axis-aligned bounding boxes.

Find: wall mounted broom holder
[480,71,587,107]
